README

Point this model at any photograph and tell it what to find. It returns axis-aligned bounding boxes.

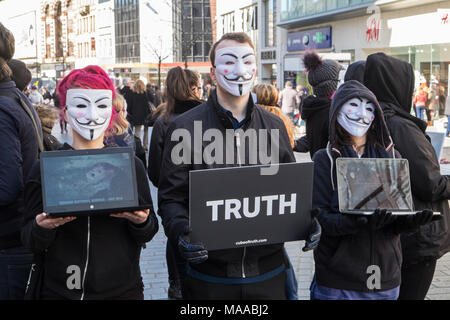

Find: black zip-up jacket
[148,99,202,187]
[312,80,406,292]
[364,52,450,263]
[0,81,42,249]
[294,95,331,157]
[157,90,295,279]
[21,144,159,300]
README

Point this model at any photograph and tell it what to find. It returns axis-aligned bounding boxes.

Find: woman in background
[148,67,202,299]
[127,79,152,149]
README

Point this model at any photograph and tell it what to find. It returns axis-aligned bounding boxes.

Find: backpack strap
[0,91,44,154]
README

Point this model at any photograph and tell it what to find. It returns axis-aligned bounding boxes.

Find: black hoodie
[295,95,331,157]
[312,80,405,292]
[344,61,366,84]
[364,52,450,263]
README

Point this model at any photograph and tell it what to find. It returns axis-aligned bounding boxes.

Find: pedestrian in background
[414,85,427,121]
[35,104,62,151]
[278,81,299,121]
[127,79,152,150]
[28,85,43,105]
[364,52,450,300]
[148,67,202,299]
[253,83,295,148]
[0,22,42,300]
[445,93,450,137]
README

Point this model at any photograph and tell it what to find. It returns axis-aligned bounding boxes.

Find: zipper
[25,263,36,294]
[235,131,246,278]
[80,216,91,300]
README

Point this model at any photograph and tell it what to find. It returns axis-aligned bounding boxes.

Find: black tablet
[40,147,142,217]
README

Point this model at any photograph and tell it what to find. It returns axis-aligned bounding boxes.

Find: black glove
[178,233,208,264]
[369,209,397,231]
[407,210,438,227]
[302,217,321,252]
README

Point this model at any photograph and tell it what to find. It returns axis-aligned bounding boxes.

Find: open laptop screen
[41,148,138,214]
[336,158,413,212]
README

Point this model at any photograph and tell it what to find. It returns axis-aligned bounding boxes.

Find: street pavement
[52,121,450,300]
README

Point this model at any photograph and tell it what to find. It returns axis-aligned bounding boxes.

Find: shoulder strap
[0,92,44,154]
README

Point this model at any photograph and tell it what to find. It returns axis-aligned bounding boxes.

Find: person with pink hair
[21,65,159,300]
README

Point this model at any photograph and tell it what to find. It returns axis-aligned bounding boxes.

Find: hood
[344,61,366,84]
[364,52,427,132]
[364,52,414,114]
[301,95,331,120]
[329,80,393,150]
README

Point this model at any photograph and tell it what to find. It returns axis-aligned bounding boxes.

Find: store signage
[366,6,381,42]
[287,27,332,52]
[261,51,276,60]
[442,13,448,24]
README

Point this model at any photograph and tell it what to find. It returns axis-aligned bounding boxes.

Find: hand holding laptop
[110,209,150,225]
[36,213,77,230]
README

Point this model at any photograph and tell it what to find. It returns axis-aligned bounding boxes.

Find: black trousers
[398,258,437,300]
[183,271,286,300]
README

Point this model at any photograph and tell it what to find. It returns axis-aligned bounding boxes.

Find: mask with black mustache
[337,97,375,137]
[214,46,256,97]
[66,89,113,141]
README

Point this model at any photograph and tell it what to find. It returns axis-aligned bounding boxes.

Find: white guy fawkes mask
[214,46,257,97]
[66,89,113,141]
[337,97,375,137]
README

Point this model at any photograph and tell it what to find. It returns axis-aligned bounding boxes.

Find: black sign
[189,162,314,251]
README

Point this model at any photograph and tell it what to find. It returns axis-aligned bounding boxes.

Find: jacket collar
[174,99,202,115]
[208,89,255,130]
[0,81,16,90]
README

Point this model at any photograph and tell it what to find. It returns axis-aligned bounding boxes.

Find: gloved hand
[178,233,208,264]
[369,209,396,230]
[302,217,321,252]
[407,210,438,227]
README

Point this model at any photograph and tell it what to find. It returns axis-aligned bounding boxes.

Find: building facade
[276,0,450,113]
[172,0,214,64]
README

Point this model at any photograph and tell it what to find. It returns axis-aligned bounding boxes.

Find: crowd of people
[1,19,450,301]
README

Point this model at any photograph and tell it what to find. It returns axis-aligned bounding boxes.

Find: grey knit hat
[302,50,343,98]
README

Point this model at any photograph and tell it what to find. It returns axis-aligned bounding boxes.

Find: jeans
[446,116,450,136]
[0,247,33,300]
[416,106,426,121]
[134,125,149,149]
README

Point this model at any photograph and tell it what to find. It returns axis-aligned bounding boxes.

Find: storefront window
[389,44,450,117]
[280,0,374,22]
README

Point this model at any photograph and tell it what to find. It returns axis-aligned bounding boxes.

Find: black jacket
[127,91,151,126]
[157,90,295,279]
[312,80,405,292]
[364,52,450,263]
[295,96,331,157]
[21,144,159,300]
[148,99,202,187]
[0,81,42,249]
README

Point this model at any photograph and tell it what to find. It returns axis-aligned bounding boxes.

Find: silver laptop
[336,158,439,216]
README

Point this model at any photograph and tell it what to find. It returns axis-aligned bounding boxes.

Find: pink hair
[57,65,118,131]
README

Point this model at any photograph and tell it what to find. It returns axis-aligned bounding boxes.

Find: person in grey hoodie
[28,85,43,105]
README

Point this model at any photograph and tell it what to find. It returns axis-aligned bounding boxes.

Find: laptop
[336,158,439,216]
[40,147,152,217]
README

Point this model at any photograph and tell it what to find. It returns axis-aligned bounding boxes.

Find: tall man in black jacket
[364,52,450,300]
[0,23,42,299]
[157,32,320,299]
